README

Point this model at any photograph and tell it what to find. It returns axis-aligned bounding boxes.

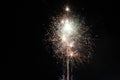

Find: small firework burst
[45,5,95,80]
[47,6,93,65]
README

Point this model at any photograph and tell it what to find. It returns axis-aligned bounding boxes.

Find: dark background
[11,0,119,80]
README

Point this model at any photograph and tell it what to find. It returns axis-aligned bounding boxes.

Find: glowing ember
[66,6,70,11]
[69,42,74,48]
[70,53,73,57]
[61,20,64,24]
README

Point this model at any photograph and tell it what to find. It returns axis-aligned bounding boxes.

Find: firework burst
[48,7,93,64]
[46,5,94,80]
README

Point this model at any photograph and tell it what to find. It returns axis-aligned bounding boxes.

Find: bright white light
[69,42,74,47]
[61,20,64,24]
[61,35,67,42]
[66,7,70,11]
[63,19,72,33]
[64,23,72,32]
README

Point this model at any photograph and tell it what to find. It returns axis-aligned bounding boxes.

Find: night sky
[11,0,119,80]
